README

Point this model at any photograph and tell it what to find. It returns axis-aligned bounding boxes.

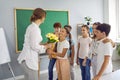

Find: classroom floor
[7,56,120,80]
[19,60,120,80]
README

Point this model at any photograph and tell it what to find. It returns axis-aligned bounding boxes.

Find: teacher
[17,8,48,80]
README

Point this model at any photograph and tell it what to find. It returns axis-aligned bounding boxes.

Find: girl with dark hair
[92,22,101,39]
[47,28,70,80]
[64,25,75,80]
[88,22,101,77]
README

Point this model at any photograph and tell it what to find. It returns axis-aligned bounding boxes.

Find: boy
[48,22,61,80]
[93,23,113,80]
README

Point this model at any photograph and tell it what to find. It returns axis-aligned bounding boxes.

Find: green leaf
[117,44,120,56]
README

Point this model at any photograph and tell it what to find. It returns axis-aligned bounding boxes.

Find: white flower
[84,16,92,22]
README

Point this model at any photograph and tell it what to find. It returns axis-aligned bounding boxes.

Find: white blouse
[17,22,46,70]
[57,40,69,59]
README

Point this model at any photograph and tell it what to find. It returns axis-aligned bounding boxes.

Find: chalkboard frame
[14,8,69,53]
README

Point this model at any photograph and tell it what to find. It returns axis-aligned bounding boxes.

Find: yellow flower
[46,33,59,43]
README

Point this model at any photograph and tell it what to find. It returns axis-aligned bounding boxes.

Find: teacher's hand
[44,43,52,49]
[46,48,52,54]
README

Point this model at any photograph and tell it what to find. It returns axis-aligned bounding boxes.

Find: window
[118,0,120,38]
[116,0,120,40]
[104,0,120,41]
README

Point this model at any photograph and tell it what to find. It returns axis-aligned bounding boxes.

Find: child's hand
[90,62,92,66]
[76,57,79,65]
[51,52,57,58]
[46,48,53,59]
[82,59,86,66]
[102,38,110,43]
[70,60,74,65]
[103,38,115,48]
[49,54,52,59]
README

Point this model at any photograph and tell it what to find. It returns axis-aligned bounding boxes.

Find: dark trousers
[48,58,56,80]
[79,58,91,80]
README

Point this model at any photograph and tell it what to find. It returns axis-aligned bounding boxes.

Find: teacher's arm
[29,28,46,53]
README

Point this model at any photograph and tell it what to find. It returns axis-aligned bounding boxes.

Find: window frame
[116,0,120,40]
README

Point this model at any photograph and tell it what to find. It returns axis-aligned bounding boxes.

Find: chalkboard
[0,28,11,64]
[14,8,69,53]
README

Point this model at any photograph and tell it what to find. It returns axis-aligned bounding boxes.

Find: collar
[32,22,39,28]
[97,37,107,43]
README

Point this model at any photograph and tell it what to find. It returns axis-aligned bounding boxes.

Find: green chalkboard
[14,8,69,53]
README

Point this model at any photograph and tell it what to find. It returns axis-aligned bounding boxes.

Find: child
[88,22,101,77]
[64,25,75,80]
[76,25,92,80]
[48,22,61,80]
[89,22,115,77]
[93,23,113,80]
[47,28,70,80]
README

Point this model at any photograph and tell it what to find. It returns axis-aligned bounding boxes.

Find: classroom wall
[0,0,103,79]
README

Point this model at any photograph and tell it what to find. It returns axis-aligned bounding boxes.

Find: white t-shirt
[57,40,69,59]
[96,40,113,75]
[78,36,92,59]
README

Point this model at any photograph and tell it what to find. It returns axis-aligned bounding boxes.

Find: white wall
[0,0,103,79]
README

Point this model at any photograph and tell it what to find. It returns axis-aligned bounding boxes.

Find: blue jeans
[79,58,91,80]
[48,58,56,80]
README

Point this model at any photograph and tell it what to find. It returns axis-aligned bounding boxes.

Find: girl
[47,28,70,80]
[89,22,101,77]
[64,25,75,80]
[76,25,92,80]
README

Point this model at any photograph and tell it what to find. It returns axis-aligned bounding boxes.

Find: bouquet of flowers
[46,33,59,59]
[46,33,59,43]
